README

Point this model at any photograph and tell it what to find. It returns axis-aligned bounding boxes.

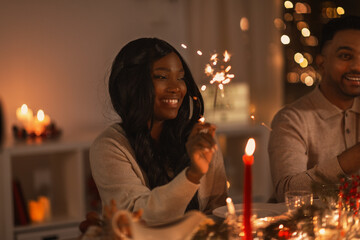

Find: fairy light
[301,28,311,37]
[299,58,308,68]
[294,53,304,63]
[304,76,314,86]
[337,7,345,15]
[200,85,207,91]
[181,44,187,49]
[284,1,293,9]
[281,35,290,45]
[197,50,203,56]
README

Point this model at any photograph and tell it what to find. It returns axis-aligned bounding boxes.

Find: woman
[90,38,227,226]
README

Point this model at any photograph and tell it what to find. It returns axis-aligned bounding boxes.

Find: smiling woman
[89,38,227,226]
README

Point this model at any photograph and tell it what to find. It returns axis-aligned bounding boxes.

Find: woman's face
[151,52,187,122]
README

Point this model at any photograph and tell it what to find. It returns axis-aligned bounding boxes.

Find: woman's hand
[185,121,217,184]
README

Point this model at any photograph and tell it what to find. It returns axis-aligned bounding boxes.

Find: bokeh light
[337,7,345,15]
[300,58,309,68]
[274,18,286,30]
[281,35,291,45]
[284,13,294,21]
[295,2,311,14]
[301,28,311,37]
[284,1,293,9]
[294,53,304,63]
[287,72,299,83]
[240,17,249,31]
[304,76,314,86]
[296,21,308,31]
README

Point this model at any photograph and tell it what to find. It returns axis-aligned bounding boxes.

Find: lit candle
[28,196,51,223]
[16,104,33,129]
[226,197,236,216]
[33,109,50,136]
[243,138,256,240]
[38,196,51,221]
[28,200,45,223]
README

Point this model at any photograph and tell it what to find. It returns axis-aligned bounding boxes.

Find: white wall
[0,0,283,140]
[0,0,187,139]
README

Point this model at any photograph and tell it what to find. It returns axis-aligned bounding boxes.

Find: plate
[212,202,287,218]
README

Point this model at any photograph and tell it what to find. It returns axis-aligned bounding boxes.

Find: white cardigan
[90,123,227,226]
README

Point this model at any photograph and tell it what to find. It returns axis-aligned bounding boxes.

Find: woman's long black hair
[108,38,204,191]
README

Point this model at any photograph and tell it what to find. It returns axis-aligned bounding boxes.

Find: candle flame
[245,138,256,156]
[37,109,45,121]
[21,104,28,114]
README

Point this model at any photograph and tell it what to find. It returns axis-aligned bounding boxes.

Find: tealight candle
[33,109,51,136]
[16,104,33,129]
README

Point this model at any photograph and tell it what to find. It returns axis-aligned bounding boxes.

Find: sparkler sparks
[204,50,235,108]
[205,51,234,87]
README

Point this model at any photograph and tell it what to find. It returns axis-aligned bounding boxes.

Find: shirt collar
[309,86,340,119]
[351,95,360,114]
[310,86,360,119]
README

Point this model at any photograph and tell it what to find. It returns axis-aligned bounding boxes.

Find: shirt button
[346,129,350,134]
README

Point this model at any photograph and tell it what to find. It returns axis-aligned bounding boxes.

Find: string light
[281,35,291,45]
[301,28,311,37]
[284,1,293,9]
[337,7,345,15]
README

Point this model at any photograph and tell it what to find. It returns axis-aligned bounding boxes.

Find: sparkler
[204,50,235,108]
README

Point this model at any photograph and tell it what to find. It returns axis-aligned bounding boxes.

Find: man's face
[317,29,360,105]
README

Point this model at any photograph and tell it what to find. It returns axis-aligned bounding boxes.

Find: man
[269,15,360,202]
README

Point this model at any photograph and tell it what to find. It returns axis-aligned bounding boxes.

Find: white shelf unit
[0,136,94,240]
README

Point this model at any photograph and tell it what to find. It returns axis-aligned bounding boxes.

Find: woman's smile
[152,52,187,121]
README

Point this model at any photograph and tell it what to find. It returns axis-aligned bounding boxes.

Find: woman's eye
[153,75,167,80]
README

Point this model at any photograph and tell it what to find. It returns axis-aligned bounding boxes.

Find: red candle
[243,138,255,240]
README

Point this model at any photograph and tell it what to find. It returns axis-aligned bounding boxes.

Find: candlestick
[243,138,255,240]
